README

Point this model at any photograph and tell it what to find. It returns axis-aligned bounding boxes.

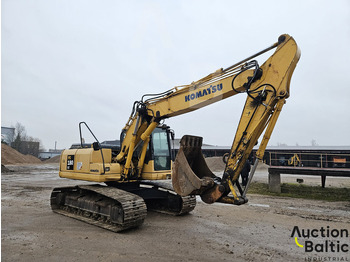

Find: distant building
[15,141,40,157]
[1,126,15,145]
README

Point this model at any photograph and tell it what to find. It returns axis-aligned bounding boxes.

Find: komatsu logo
[185,83,223,102]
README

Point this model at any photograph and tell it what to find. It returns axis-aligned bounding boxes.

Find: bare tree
[27,136,46,151]
[14,122,27,140]
[11,123,27,151]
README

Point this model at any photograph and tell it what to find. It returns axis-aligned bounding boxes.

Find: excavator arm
[116,34,300,204]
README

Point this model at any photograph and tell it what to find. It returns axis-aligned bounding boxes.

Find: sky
[1,0,350,150]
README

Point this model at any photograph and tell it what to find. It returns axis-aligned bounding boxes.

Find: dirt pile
[205,156,225,172]
[44,155,61,163]
[1,143,42,165]
[257,162,269,170]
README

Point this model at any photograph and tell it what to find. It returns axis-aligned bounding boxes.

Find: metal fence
[268,152,350,169]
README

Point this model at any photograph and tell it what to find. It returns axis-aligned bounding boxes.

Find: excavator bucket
[172,135,225,204]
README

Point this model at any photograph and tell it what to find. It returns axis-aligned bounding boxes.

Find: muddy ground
[2,164,350,262]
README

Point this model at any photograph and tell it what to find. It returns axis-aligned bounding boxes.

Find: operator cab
[120,124,174,171]
[150,126,173,171]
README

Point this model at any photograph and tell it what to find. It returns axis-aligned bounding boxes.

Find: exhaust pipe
[172,135,225,204]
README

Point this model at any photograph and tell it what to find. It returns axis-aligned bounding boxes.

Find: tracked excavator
[51,34,300,232]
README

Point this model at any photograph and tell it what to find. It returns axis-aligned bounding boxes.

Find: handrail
[79,122,106,174]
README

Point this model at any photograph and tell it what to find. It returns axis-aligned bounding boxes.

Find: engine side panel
[59,148,122,182]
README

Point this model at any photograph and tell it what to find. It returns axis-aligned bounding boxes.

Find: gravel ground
[2,164,349,262]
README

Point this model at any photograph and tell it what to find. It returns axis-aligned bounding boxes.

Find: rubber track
[51,185,147,232]
[140,180,196,215]
[178,195,197,215]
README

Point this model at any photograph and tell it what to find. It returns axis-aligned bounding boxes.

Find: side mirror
[92,142,101,151]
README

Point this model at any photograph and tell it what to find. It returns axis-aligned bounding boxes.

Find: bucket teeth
[180,135,202,148]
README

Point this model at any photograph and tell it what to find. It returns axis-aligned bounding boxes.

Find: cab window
[152,128,171,170]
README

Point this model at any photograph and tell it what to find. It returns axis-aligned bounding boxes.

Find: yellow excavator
[51,34,300,232]
[288,153,301,167]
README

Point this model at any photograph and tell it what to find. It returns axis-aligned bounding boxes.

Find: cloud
[2,0,350,149]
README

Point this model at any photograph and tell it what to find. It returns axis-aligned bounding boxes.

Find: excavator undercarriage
[51,180,196,232]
